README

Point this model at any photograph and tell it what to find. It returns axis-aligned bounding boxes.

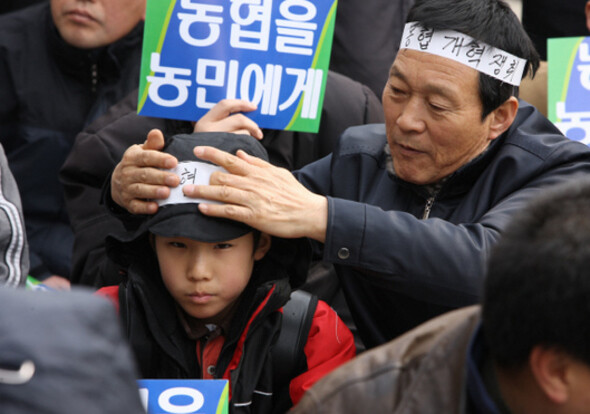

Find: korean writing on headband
[400,22,527,86]
[157,161,226,207]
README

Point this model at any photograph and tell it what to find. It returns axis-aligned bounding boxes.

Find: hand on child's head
[193,99,263,139]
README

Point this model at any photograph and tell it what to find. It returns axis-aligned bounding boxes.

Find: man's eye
[429,102,446,112]
[390,85,405,95]
[215,243,233,250]
[170,241,186,248]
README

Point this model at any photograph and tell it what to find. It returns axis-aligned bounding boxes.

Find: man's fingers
[183,180,247,205]
[118,163,179,188]
[210,99,257,117]
[236,149,273,167]
[193,146,253,175]
[143,129,166,150]
[197,201,253,223]
[121,143,176,170]
[126,199,160,215]
[134,182,172,199]
[223,114,263,139]
[136,146,177,170]
[194,103,263,139]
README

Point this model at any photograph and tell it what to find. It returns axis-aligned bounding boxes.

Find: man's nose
[395,98,426,133]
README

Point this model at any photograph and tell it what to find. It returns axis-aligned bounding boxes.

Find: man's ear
[586,0,590,32]
[487,96,519,140]
[254,233,272,261]
[141,0,147,21]
[529,346,569,405]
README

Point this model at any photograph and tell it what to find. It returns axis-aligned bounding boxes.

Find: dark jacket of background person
[0,145,28,288]
[0,3,143,280]
[293,102,590,349]
[330,0,415,97]
[522,0,589,60]
[0,288,145,414]
[97,219,355,413]
[290,306,480,413]
[60,71,384,288]
[0,0,46,15]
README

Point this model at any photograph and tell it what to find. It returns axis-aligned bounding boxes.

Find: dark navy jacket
[0,3,142,279]
[296,102,590,348]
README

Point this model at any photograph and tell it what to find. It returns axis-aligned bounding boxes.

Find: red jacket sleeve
[95,285,120,313]
[289,299,356,404]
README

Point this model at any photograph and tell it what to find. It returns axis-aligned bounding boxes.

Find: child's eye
[214,243,232,250]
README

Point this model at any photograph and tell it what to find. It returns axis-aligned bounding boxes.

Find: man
[0,145,27,288]
[109,0,590,349]
[0,0,145,289]
[289,178,590,413]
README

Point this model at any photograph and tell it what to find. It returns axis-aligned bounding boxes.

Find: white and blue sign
[138,0,338,133]
[138,379,229,414]
[548,36,590,145]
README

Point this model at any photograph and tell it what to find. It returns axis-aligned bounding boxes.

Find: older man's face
[51,0,145,49]
[382,49,498,185]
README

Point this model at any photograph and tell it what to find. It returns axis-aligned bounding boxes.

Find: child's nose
[187,256,212,281]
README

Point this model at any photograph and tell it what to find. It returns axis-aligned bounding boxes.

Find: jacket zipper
[422,196,435,219]
[90,63,98,93]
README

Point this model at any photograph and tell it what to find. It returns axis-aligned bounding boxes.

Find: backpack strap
[272,289,319,387]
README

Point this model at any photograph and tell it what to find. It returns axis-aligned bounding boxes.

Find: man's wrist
[306,195,328,243]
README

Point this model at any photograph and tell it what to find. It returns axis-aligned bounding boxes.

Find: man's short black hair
[407,0,540,119]
[482,177,590,368]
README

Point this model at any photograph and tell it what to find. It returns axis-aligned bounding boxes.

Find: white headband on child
[400,22,527,86]
[157,161,225,206]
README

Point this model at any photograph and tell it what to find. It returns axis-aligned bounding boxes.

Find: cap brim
[146,204,252,243]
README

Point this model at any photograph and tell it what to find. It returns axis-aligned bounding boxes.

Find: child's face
[154,233,271,322]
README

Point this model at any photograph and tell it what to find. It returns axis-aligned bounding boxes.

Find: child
[98,132,356,413]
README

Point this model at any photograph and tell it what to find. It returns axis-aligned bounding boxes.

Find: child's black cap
[138,132,268,243]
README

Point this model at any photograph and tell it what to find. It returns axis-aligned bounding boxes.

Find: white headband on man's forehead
[400,22,527,86]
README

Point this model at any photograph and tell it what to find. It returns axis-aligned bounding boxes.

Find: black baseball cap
[133,132,268,243]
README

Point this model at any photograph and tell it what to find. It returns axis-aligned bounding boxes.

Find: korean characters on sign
[553,39,590,145]
[140,0,336,132]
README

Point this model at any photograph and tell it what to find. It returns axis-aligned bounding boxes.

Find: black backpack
[272,289,319,386]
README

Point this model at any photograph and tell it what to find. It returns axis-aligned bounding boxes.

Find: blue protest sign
[548,36,590,145]
[138,379,229,414]
[138,0,338,133]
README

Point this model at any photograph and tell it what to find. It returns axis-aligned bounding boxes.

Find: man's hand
[111,129,180,214]
[193,99,263,139]
[183,146,328,242]
[42,275,71,291]
[111,100,264,214]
